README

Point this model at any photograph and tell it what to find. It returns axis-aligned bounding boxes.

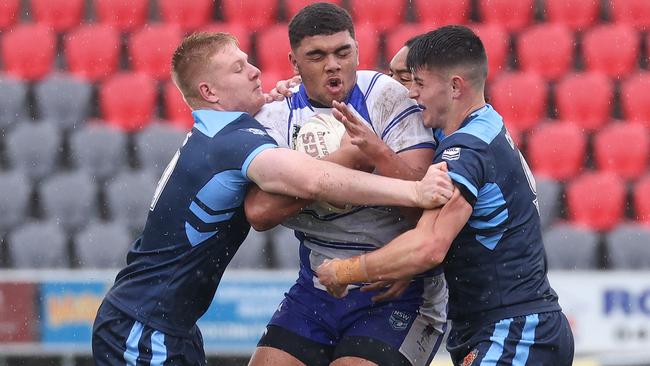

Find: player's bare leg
[248,347,305,366]
[331,357,377,366]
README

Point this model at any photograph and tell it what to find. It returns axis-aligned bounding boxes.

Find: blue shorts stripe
[512,314,539,365]
[480,318,512,366]
[123,321,144,366]
[149,330,167,366]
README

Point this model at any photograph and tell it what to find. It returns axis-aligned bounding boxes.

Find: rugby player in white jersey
[245,4,448,366]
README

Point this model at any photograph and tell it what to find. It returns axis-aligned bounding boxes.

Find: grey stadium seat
[543,223,600,270]
[6,121,61,181]
[229,229,271,269]
[270,226,300,269]
[606,224,650,269]
[105,170,157,233]
[74,220,132,268]
[536,178,561,230]
[40,171,97,233]
[70,123,128,181]
[0,75,28,130]
[8,220,68,268]
[135,123,186,175]
[0,171,31,234]
[35,74,92,130]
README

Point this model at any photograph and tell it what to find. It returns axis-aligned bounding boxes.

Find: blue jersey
[105,110,277,337]
[434,104,560,323]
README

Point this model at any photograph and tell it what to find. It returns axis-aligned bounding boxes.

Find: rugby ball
[294,114,353,214]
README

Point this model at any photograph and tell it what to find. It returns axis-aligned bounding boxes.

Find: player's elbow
[244,198,275,232]
[416,238,446,270]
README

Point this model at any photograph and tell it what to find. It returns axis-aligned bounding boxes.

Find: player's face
[408,67,452,129]
[290,31,358,107]
[209,44,265,115]
[388,46,413,88]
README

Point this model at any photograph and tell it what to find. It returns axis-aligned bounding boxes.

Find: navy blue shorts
[92,300,206,366]
[447,311,574,366]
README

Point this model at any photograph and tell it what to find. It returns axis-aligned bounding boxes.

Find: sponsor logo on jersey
[389,310,411,331]
[461,349,479,366]
[442,147,461,161]
[241,128,267,136]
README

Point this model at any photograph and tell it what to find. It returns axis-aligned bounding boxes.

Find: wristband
[333,255,369,285]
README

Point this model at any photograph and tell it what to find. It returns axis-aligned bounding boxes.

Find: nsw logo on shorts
[389,310,411,331]
[442,147,461,161]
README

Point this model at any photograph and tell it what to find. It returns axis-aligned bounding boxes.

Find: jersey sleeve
[254,99,292,148]
[223,115,279,180]
[433,135,489,206]
[369,76,435,152]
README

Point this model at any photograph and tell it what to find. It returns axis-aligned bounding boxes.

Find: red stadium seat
[1,24,55,81]
[582,24,639,78]
[220,0,278,31]
[0,0,19,30]
[355,24,380,70]
[100,72,157,132]
[31,0,84,32]
[201,23,252,54]
[157,0,213,31]
[285,0,343,18]
[471,24,509,79]
[350,0,407,32]
[65,24,120,81]
[594,123,649,179]
[517,24,574,80]
[555,72,613,130]
[621,72,650,124]
[566,172,626,231]
[634,175,650,225]
[527,122,586,180]
[414,0,471,25]
[545,0,599,31]
[163,81,194,131]
[95,0,148,32]
[488,72,547,131]
[611,0,650,30]
[129,24,183,80]
[256,24,294,78]
[384,24,429,66]
[478,0,534,32]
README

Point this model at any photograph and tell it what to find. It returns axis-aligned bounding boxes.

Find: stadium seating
[537,178,562,230]
[157,0,214,31]
[31,0,84,32]
[517,24,574,80]
[527,122,586,180]
[606,224,650,269]
[566,172,626,231]
[220,0,278,31]
[163,81,194,130]
[544,0,600,30]
[355,23,380,70]
[621,72,650,124]
[582,24,639,78]
[105,170,157,233]
[35,74,92,130]
[478,0,534,32]
[70,123,128,182]
[414,0,471,25]
[285,0,343,18]
[40,171,97,233]
[256,24,295,78]
[100,72,157,132]
[488,71,548,130]
[555,72,613,130]
[129,24,183,80]
[95,0,148,32]
[0,75,28,129]
[0,171,30,234]
[350,0,406,31]
[634,175,650,225]
[544,223,600,269]
[8,221,68,268]
[200,23,252,54]
[384,24,429,66]
[6,121,61,182]
[135,123,186,175]
[0,0,19,30]
[74,221,132,268]
[471,24,510,79]
[1,24,55,81]
[594,123,649,179]
[64,24,121,81]
[610,0,650,30]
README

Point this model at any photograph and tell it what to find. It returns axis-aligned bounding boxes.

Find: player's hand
[332,100,386,159]
[316,259,349,298]
[361,278,411,302]
[415,163,454,209]
[264,75,302,102]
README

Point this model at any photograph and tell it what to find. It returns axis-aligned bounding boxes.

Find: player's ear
[355,40,360,67]
[289,51,299,75]
[450,75,464,99]
[198,82,220,104]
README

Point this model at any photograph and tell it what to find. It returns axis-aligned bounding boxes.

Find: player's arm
[316,188,472,291]
[246,148,452,214]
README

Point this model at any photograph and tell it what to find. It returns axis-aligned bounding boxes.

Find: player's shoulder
[356,70,410,99]
[455,106,505,146]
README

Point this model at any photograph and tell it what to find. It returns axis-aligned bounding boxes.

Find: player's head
[406,25,487,129]
[171,32,265,115]
[388,35,422,88]
[288,2,358,107]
